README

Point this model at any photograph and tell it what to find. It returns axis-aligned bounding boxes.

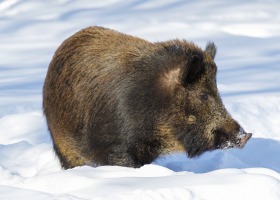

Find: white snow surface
[1,0,280,199]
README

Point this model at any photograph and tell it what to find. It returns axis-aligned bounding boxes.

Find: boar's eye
[199,93,208,101]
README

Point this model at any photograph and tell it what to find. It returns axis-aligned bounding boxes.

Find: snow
[0,0,280,199]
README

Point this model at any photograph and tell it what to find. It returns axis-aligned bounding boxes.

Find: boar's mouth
[215,128,252,150]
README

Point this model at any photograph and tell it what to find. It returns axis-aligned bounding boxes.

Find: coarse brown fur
[43,26,250,169]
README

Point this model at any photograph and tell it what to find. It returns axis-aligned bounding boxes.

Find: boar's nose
[235,128,252,148]
[218,127,252,149]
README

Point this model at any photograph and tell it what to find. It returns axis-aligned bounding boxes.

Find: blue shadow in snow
[154,138,280,173]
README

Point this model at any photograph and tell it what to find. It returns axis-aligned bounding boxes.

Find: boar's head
[157,42,252,158]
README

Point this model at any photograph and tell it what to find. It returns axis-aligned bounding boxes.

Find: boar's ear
[181,54,204,86]
[205,42,217,59]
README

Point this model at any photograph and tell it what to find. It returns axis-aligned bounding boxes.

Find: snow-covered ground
[1,0,280,199]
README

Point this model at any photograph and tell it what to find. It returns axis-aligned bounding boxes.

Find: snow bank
[1,165,280,200]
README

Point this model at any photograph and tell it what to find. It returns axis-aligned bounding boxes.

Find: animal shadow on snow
[153,138,280,173]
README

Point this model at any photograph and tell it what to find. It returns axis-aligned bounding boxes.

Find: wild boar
[43,26,252,169]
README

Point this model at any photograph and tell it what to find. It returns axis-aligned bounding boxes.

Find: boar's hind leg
[51,131,88,169]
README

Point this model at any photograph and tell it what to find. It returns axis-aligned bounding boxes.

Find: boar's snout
[215,126,252,150]
[235,128,252,148]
